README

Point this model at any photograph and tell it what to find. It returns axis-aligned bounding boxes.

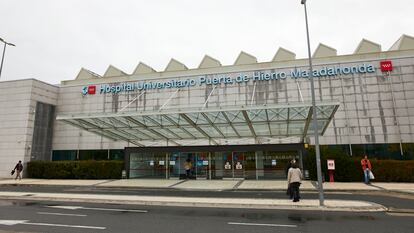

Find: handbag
[368,170,375,180]
[286,184,291,196]
[11,170,15,175]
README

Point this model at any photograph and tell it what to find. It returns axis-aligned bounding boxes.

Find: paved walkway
[1,179,413,193]
[0,179,412,212]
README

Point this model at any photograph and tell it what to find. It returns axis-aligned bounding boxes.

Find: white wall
[54,55,414,150]
[0,79,58,178]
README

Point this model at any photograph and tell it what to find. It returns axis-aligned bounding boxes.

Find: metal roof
[57,102,339,147]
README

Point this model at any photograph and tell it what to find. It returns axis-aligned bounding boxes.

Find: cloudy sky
[0,0,412,84]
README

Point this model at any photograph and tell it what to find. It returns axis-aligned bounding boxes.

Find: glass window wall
[127,150,301,179]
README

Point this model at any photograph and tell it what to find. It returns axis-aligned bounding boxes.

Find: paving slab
[322,182,380,191]
[173,180,239,190]
[0,179,50,185]
[98,179,181,188]
[237,180,286,190]
[237,180,315,190]
[0,179,108,186]
[0,191,386,212]
[372,182,414,192]
[26,179,108,186]
[300,181,316,190]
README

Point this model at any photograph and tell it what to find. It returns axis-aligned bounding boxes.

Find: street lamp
[300,0,325,206]
[0,37,16,80]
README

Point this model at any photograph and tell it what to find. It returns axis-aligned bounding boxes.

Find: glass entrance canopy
[57,101,339,147]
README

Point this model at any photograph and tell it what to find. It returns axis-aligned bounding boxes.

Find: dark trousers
[186,169,191,178]
[290,182,301,201]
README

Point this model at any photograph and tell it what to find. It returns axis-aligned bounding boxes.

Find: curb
[0,183,404,193]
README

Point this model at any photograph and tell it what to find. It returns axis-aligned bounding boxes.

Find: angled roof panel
[354,39,381,54]
[272,47,296,62]
[75,68,101,80]
[312,43,337,58]
[133,62,156,74]
[103,65,127,77]
[234,51,257,65]
[198,55,222,69]
[389,34,414,51]
[165,58,188,72]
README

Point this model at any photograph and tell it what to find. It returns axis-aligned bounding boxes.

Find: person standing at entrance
[13,160,23,180]
[287,163,302,202]
[285,159,296,177]
[184,159,192,179]
[285,159,296,198]
[360,155,372,184]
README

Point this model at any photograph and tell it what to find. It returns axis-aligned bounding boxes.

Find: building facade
[1,34,414,179]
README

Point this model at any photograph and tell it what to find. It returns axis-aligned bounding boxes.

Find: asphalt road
[0,185,414,232]
[0,199,413,233]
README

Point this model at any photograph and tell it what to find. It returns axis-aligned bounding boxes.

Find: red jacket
[360,159,372,170]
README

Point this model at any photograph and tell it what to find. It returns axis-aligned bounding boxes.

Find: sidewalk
[0,178,412,212]
[1,178,413,193]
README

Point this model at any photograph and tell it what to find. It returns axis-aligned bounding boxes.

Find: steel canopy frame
[57,101,339,147]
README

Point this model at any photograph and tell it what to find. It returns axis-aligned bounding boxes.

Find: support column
[299,149,304,170]
[208,152,212,180]
[255,151,264,180]
[165,152,169,179]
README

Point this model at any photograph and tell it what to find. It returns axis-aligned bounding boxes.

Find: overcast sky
[0,0,413,84]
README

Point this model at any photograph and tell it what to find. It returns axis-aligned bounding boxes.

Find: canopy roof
[57,102,339,147]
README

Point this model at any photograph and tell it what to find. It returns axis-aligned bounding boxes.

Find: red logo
[88,85,96,94]
[380,60,393,72]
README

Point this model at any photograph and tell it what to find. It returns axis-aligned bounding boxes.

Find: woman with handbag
[287,163,302,202]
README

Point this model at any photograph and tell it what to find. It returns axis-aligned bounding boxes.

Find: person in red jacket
[360,155,372,184]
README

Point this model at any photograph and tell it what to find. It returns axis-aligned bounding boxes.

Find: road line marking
[37,212,87,217]
[83,207,148,213]
[228,222,297,228]
[47,205,148,213]
[0,220,105,230]
[21,222,105,230]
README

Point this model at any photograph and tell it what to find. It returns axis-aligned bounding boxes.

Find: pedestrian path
[1,178,412,212]
[1,178,413,193]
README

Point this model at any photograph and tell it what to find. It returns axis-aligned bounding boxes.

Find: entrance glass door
[222,152,233,178]
[232,152,244,178]
[262,151,299,179]
[168,152,209,179]
[217,151,247,179]
[168,152,181,178]
[195,152,209,179]
[129,152,166,178]
[244,152,256,179]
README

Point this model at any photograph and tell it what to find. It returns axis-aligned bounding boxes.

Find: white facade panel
[0,79,58,177]
[51,56,414,153]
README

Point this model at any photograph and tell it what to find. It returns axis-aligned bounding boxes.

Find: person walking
[13,160,24,180]
[285,159,296,198]
[285,159,296,177]
[360,155,372,184]
[287,163,302,202]
[184,159,192,179]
